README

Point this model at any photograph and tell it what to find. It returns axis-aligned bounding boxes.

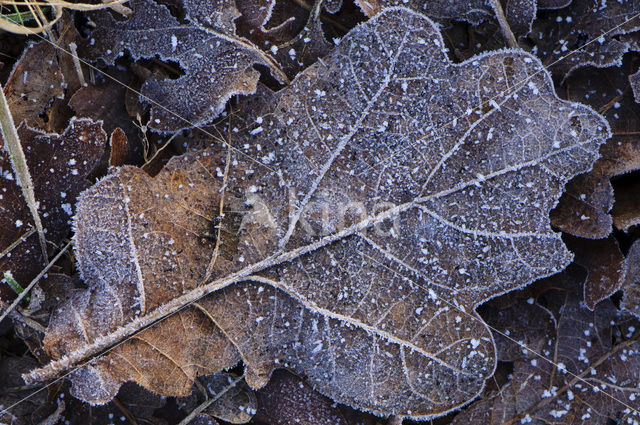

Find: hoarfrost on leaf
[29,7,610,419]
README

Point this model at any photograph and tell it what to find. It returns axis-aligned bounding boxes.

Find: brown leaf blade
[30,7,610,419]
[0,119,106,301]
[81,0,270,132]
[453,280,640,425]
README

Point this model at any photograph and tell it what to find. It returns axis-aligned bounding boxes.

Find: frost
[33,7,609,420]
[82,0,273,131]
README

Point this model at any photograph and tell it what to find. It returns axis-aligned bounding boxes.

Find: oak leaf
[81,0,284,132]
[0,119,107,301]
[530,0,640,78]
[355,0,537,37]
[28,7,610,419]
[550,60,640,238]
[453,274,640,425]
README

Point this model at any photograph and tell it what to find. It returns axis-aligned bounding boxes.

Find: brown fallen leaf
[453,276,640,425]
[254,369,368,425]
[3,41,65,130]
[234,0,336,78]
[181,373,256,424]
[28,7,610,419]
[355,0,536,37]
[0,355,47,425]
[622,239,640,319]
[530,0,640,78]
[611,178,640,232]
[81,0,286,132]
[563,235,626,310]
[550,60,640,238]
[0,119,107,301]
[632,69,640,103]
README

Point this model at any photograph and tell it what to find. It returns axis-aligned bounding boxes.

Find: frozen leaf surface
[550,62,640,238]
[355,0,536,36]
[254,370,352,425]
[531,0,640,78]
[452,280,640,425]
[623,240,640,319]
[0,119,106,300]
[30,7,610,418]
[81,0,279,132]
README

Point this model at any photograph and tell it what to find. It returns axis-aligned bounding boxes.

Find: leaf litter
[22,6,612,419]
[1,0,640,424]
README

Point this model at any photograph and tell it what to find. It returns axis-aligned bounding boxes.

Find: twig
[177,375,244,425]
[488,0,518,48]
[0,82,48,263]
[68,42,86,86]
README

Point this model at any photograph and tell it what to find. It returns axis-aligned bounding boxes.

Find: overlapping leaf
[81,0,281,132]
[355,0,537,37]
[28,7,610,419]
[550,60,640,238]
[452,276,640,425]
[0,119,106,301]
[531,0,640,78]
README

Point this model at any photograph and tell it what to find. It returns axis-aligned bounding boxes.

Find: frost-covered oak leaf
[81,0,281,132]
[27,8,610,419]
[355,0,537,36]
[453,282,640,425]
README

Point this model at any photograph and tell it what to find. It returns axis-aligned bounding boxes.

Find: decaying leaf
[531,0,640,78]
[564,235,626,310]
[632,69,640,103]
[550,61,640,238]
[355,0,536,37]
[0,355,47,425]
[234,0,334,77]
[611,178,640,232]
[3,41,65,130]
[0,119,107,301]
[254,370,352,425]
[28,7,610,419]
[622,239,640,319]
[81,0,284,132]
[452,277,640,425]
[188,373,257,424]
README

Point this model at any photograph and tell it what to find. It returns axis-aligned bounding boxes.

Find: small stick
[0,82,48,263]
[68,42,86,87]
[488,0,518,48]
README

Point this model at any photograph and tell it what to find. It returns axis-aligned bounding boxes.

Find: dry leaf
[611,178,640,232]
[531,0,640,78]
[537,0,571,9]
[81,0,281,132]
[190,373,257,424]
[3,41,65,130]
[355,0,536,37]
[29,7,610,419]
[632,69,640,103]
[564,235,626,310]
[254,370,352,425]
[0,119,107,301]
[550,60,640,238]
[452,280,640,425]
[233,0,334,77]
[0,355,47,425]
[622,239,640,319]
